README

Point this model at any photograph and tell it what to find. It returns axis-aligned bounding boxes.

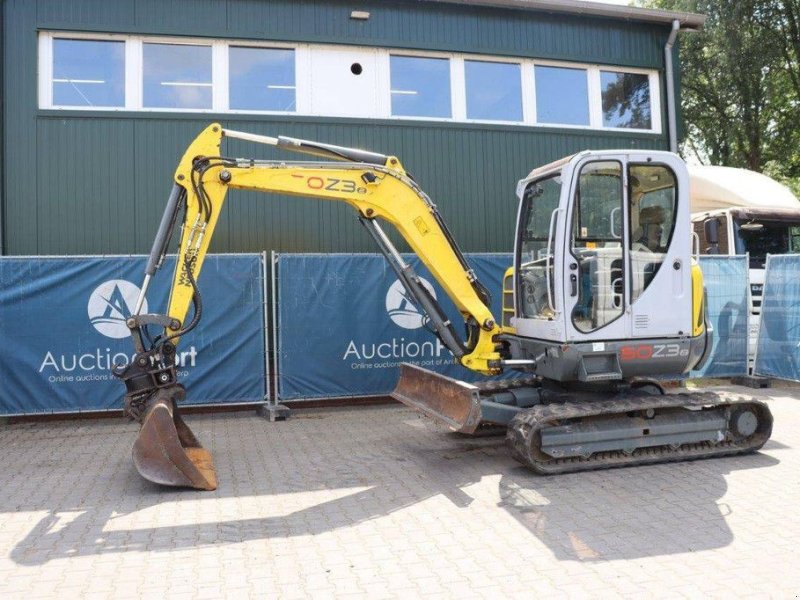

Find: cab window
[518,175,561,319]
[570,161,624,333]
[628,164,677,302]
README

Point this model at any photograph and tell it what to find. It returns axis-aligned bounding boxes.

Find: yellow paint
[165,123,502,373]
[413,216,430,236]
[501,266,516,331]
[691,260,706,337]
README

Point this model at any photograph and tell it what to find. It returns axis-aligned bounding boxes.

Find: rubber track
[505,391,773,474]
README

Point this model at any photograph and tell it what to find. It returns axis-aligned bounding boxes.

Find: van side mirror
[704,218,720,254]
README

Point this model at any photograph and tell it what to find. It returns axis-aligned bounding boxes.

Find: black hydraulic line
[159,253,203,346]
[192,157,239,222]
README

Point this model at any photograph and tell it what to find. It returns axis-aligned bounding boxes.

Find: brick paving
[0,384,798,599]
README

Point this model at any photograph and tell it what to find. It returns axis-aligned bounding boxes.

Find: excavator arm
[157,123,503,372]
[114,123,504,490]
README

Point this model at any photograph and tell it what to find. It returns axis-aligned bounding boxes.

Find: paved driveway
[0,384,798,599]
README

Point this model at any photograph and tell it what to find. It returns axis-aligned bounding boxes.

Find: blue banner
[276,253,517,400]
[0,255,266,415]
[691,256,750,378]
[754,254,800,380]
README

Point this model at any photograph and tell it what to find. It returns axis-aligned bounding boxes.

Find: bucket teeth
[131,386,217,491]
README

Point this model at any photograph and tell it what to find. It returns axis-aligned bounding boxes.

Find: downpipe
[664,19,681,153]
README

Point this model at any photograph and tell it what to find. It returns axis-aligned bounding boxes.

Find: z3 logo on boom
[620,343,689,361]
[306,177,367,194]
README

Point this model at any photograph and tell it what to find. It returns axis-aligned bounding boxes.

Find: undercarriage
[392,363,773,474]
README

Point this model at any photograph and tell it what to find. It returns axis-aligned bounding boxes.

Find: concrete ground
[0,384,798,599]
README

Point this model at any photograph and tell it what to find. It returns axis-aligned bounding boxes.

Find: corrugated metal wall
[3,0,674,255]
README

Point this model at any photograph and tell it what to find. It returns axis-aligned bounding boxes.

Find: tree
[639,0,800,186]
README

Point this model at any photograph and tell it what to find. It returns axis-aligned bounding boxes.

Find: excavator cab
[509,150,709,381]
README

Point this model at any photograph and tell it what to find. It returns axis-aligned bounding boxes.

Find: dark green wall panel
[4,0,675,256]
[36,119,137,254]
[24,115,664,255]
[35,0,670,68]
[4,0,38,255]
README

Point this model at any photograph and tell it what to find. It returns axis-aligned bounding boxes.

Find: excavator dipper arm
[114,123,504,490]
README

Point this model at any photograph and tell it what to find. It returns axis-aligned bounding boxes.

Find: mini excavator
[113,124,772,490]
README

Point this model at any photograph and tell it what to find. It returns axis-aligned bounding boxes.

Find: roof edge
[424,0,706,30]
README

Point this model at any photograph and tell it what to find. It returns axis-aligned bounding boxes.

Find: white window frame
[597,67,662,133]
[225,40,303,115]
[38,31,663,135]
[461,54,526,125]
[139,36,215,113]
[387,50,456,123]
[40,31,129,111]
[532,60,597,130]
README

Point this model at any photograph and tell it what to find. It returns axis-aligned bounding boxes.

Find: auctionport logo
[385,278,435,330]
[87,280,147,339]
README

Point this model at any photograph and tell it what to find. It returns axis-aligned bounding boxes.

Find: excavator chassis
[392,364,773,474]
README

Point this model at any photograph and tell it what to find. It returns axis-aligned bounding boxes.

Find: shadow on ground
[1,406,782,566]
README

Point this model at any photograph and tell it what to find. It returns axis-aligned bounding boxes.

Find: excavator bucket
[131,386,217,491]
[391,363,484,434]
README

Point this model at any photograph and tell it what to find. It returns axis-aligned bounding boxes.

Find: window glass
[52,39,125,107]
[143,43,212,109]
[518,175,562,319]
[390,56,451,118]
[570,161,624,332]
[733,222,800,269]
[534,65,589,126]
[229,47,295,111]
[629,164,677,302]
[601,71,652,129]
[464,60,522,122]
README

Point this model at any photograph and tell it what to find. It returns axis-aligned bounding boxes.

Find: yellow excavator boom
[113,123,505,490]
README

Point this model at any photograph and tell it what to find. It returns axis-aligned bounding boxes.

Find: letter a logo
[385,278,436,329]
[88,280,147,339]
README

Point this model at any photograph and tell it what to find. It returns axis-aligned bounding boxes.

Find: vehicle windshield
[517,172,562,319]
[733,220,800,268]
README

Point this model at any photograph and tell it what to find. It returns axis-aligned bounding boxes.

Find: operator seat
[633,206,665,252]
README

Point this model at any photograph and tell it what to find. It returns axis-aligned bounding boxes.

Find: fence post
[258,250,291,421]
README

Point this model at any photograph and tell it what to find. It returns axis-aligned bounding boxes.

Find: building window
[39,32,662,134]
[534,65,589,126]
[52,38,125,107]
[464,60,522,122]
[229,47,296,112]
[389,55,451,118]
[143,43,212,109]
[601,71,652,129]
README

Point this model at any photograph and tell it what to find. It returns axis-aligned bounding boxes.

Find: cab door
[561,153,691,342]
[626,155,691,338]
[562,156,631,342]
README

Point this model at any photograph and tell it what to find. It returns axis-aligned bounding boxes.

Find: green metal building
[0,0,704,256]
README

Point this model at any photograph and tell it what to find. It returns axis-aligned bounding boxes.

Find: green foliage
[639,0,800,192]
